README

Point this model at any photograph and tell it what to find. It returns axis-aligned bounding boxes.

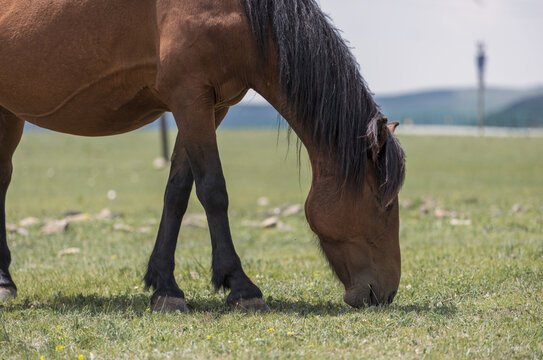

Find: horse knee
[196,177,229,213]
[164,175,193,213]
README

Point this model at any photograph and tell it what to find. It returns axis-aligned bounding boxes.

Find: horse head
[305,117,405,307]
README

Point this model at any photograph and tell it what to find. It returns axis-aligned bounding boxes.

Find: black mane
[241,0,405,204]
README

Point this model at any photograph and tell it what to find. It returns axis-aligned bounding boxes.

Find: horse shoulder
[156,2,255,107]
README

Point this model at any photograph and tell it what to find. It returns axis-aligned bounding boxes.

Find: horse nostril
[368,284,379,306]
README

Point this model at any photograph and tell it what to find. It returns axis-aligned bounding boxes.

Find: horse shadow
[1,293,152,316]
[1,293,457,318]
[261,299,457,317]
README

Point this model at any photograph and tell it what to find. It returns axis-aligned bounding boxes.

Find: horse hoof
[0,286,17,300]
[229,298,269,312]
[151,296,189,313]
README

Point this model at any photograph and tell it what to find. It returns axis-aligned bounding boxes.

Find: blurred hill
[485,95,543,127]
[219,86,543,128]
[375,87,543,126]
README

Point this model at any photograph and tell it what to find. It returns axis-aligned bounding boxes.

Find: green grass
[1,129,542,359]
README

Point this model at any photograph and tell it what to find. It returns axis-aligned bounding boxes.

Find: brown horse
[0,0,405,311]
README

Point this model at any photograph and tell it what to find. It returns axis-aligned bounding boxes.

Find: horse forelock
[241,0,405,199]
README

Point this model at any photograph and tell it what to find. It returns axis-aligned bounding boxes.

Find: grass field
[1,129,542,359]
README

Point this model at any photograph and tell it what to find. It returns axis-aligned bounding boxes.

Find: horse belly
[22,81,168,136]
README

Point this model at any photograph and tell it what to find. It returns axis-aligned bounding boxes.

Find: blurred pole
[159,115,169,161]
[476,43,486,136]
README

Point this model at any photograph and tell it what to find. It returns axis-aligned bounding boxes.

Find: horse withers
[0,0,405,311]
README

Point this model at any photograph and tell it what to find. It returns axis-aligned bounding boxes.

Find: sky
[243,0,543,102]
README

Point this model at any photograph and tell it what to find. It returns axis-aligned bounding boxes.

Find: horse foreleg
[0,109,24,300]
[172,100,267,312]
[144,109,230,313]
[144,134,192,313]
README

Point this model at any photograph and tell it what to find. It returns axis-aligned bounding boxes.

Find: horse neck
[251,70,336,181]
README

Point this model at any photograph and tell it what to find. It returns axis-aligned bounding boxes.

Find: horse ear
[366,116,389,162]
[376,117,389,150]
[367,115,392,161]
[387,121,400,133]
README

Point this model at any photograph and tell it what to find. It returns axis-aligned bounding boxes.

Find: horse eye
[385,203,394,212]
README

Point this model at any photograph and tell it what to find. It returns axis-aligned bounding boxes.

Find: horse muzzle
[343,283,397,308]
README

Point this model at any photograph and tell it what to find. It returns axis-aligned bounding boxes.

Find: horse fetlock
[143,267,159,290]
[144,262,178,291]
[211,269,232,290]
[211,263,239,289]
[0,269,15,286]
[150,295,189,314]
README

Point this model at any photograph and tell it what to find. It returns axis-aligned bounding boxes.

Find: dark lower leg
[0,186,16,292]
[144,139,192,306]
[170,97,264,310]
[0,110,23,299]
[194,161,263,305]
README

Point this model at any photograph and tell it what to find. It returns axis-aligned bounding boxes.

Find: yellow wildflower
[287,331,294,336]
[207,336,211,339]
[267,328,274,332]
[78,355,84,360]
[55,345,64,351]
